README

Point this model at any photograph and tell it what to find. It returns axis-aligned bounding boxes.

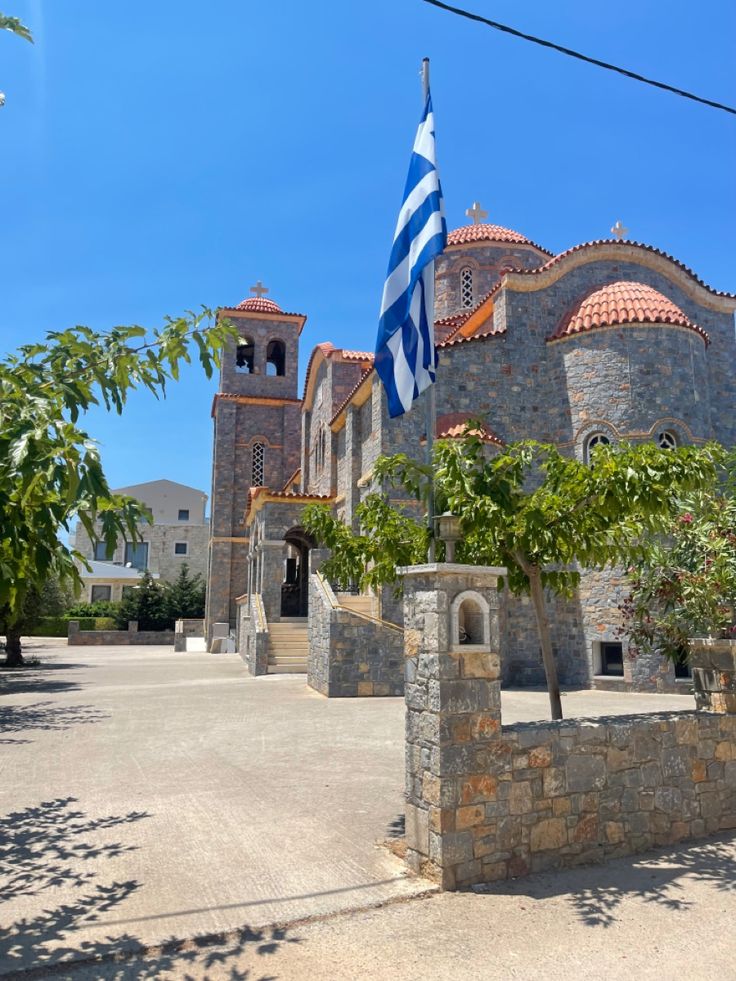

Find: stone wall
[67,621,174,646]
[237,595,269,675]
[308,574,403,697]
[402,564,736,890]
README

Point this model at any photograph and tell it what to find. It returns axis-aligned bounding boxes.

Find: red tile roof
[551,281,709,344]
[236,296,283,313]
[447,223,552,255]
[515,239,736,299]
[435,412,504,445]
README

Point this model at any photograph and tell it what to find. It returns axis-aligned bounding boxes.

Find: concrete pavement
[2,641,728,980]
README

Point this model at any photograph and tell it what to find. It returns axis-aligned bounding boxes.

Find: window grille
[584,432,611,464]
[657,430,677,450]
[460,267,474,308]
[252,442,265,486]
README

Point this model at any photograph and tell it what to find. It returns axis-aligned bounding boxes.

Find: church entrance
[280,527,315,618]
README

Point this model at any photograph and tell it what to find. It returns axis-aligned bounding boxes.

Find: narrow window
[460,267,474,308]
[252,442,265,486]
[91,585,112,603]
[177,508,190,521]
[124,541,149,570]
[174,542,188,556]
[266,339,286,377]
[584,432,611,464]
[235,336,255,373]
[657,431,677,450]
[600,642,624,676]
[94,541,112,561]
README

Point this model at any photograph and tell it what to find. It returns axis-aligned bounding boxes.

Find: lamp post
[436,512,462,563]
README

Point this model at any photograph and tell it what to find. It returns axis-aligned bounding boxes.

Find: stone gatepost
[691,639,736,714]
[400,562,505,890]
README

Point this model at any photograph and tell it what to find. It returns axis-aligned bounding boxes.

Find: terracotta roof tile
[517,239,736,299]
[435,412,504,445]
[235,296,282,313]
[447,223,552,255]
[550,281,709,344]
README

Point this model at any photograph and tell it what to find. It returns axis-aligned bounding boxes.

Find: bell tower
[205,283,305,639]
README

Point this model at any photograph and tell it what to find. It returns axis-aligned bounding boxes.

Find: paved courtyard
[1,642,733,979]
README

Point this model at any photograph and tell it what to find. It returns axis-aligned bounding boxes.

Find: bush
[27,616,108,636]
[65,600,121,619]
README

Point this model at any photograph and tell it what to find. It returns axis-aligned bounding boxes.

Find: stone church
[204,207,736,695]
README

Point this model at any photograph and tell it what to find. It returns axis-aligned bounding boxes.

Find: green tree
[0,311,232,666]
[304,435,719,720]
[164,563,206,621]
[0,575,74,641]
[621,486,736,662]
[0,13,32,43]
[115,572,170,632]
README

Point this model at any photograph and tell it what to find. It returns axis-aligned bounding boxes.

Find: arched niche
[266,339,286,377]
[450,590,491,650]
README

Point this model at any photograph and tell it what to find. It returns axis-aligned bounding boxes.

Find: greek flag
[375,91,447,418]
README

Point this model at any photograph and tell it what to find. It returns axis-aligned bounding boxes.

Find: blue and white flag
[375,91,447,418]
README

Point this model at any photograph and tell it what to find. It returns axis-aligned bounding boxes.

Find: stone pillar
[400,562,505,890]
[691,640,736,714]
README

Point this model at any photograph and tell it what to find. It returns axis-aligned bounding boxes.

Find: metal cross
[250,280,269,298]
[465,201,488,225]
[611,220,629,241]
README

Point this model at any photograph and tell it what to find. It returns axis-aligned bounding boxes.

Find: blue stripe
[386,188,444,277]
[374,88,446,418]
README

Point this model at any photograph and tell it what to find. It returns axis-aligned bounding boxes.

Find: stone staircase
[267,618,308,674]
[335,593,376,618]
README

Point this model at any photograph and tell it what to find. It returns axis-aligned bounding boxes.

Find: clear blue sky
[2,1,735,509]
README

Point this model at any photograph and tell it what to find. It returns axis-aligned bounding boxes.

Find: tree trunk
[4,628,24,667]
[526,565,563,720]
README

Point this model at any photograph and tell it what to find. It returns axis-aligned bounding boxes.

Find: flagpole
[421,57,438,563]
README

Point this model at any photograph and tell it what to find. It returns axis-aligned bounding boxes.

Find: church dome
[447,223,534,247]
[236,296,283,313]
[552,281,708,342]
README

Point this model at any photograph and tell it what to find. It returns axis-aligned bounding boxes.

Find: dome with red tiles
[236,296,283,313]
[447,223,535,247]
[551,281,708,343]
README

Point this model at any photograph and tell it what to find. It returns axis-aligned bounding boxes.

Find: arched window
[584,432,611,464]
[252,442,265,486]
[235,336,254,374]
[460,267,474,308]
[657,430,678,450]
[266,339,286,377]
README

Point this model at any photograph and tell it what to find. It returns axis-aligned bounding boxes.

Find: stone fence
[236,594,269,674]
[67,620,175,646]
[401,563,736,890]
[308,573,404,697]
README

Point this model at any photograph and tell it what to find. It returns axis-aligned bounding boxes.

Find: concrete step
[267,663,306,674]
[337,595,375,616]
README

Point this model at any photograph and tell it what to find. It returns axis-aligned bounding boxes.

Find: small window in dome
[460,267,474,309]
[235,337,255,374]
[658,430,677,450]
[584,432,611,464]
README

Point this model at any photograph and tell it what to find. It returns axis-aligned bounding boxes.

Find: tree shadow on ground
[385,814,405,839]
[0,701,109,741]
[0,661,84,697]
[475,833,736,928]
[0,798,301,980]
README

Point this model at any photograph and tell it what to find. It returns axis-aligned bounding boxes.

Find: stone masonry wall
[67,621,174,646]
[408,708,736,889]
[308,574,404,697]
[402,564,736,890]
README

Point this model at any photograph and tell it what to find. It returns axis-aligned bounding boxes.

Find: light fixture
[436,511,462,562]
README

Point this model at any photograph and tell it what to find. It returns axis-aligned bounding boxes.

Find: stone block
[566,754,606,792]
[508,781,533,815]
[530,818,568,852]
[572,813,599,843]
[456,805,486,830]
[460,774,498,804]
[405,803,429,855]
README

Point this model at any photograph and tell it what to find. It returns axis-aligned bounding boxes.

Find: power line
[421,0,736,117]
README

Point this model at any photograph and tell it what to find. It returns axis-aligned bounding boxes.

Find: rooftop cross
[465,201,488,225]
[611,219,629,241]
[250,280,269,298]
